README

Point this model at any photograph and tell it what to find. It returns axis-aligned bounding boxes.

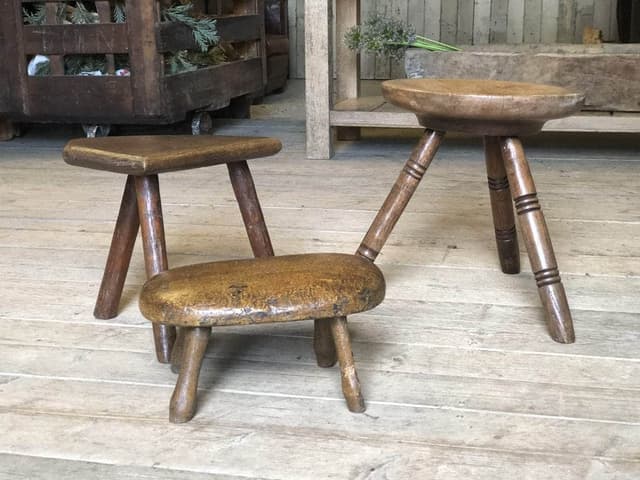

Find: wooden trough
[404,44,640,114]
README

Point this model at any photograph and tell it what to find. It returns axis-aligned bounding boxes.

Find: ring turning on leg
[500,137,575,343]
[484,136,520,274]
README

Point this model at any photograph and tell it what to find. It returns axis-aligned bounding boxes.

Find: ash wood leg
[500,137,575,344]
[94,176,140,319]
[314,319,337,367]
[484,136,520,274]
[329,316,365,413]
[170,326,211,423]
[135,175,177,363]
[227,161,274,257]
[170,327,185,374]
[357,129,444,261]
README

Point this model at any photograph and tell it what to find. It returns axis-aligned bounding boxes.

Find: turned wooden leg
[170,327,185,374]
[170,327,211,423]
[329,316,365,413]
[227,161,274,258]
[94,175,140,319]
[484,136,520,274]
[500,137,575,344]
[135,175,177,363]
[357,129,444,262]
[314,319,337,367]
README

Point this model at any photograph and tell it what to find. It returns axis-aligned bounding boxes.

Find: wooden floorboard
[0,120,639,479]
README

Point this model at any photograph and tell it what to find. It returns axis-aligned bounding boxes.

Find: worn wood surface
[289,0,619,79]
[139,253,385,326]
[484,136,520,274]
[0,119,639,478]
[404,45,640,112]
[382,78,584,135]
[92,175,140,320]
[63,135,282,175]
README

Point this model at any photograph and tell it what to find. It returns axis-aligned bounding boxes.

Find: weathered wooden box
[0,0,266,125]
[405,44,640,112]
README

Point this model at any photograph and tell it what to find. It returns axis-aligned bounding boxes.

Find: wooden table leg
[170,327,211,423]
[484,136,520,274]
[94,175,140,319]
[227,161,274,257]
[135,175,177,363]
[500,137,575,344]
[357,129,444,262]
[330,316,365,413]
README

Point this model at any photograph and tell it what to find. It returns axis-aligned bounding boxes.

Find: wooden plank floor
[0,118,639,479]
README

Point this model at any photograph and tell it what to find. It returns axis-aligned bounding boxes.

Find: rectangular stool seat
[63,135,282,175]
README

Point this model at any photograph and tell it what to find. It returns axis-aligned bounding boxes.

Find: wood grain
[0,118,638,478]
[93,175,140,320]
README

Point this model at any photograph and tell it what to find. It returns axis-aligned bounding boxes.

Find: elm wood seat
[357,79,584,344]
[63,135,282,363]
[139,253,385,423]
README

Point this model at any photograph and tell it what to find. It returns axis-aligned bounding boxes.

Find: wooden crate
[0,0,266,125]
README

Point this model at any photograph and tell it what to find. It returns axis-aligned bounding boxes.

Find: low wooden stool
[139,253,385,422]
[357,79,584,344]
[63,135,282,363]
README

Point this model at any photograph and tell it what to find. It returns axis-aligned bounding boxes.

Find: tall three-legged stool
[357,79,584,344]
[64,135,282,362]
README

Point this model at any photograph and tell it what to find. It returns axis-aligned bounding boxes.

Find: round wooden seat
[140,253,385,327]
[382,79,584,135]
[63,135,282,175]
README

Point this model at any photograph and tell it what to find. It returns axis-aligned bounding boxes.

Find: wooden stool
[357,79,585,344]
[139,253,385,423]
[63,135,282,363]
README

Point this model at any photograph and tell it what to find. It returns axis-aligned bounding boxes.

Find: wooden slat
[523,0,543,42]
[575,0,594,42]
[126,1,163,117]
[557,0,577,42]
[507,0,526,43]
[541,0,560,42]
[489,0,509,43]
[164,58,263,118]
[23,77,133,121]
[457,0,475,44]
[22,25,129,55]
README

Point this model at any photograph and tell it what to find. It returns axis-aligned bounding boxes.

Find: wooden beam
[304,0,333,159]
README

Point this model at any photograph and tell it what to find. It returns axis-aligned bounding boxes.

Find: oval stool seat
[64,135,282,175]
[140,253,386,327]
[382,79,584,135]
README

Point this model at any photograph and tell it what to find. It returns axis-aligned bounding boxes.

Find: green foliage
[345,13,459,61]
[22,4,48,25]
[70,1,98,24]
[112,1,126,23]
[161,3,219,53]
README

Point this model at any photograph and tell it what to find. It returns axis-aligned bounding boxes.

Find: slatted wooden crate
[0,0,266,125]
